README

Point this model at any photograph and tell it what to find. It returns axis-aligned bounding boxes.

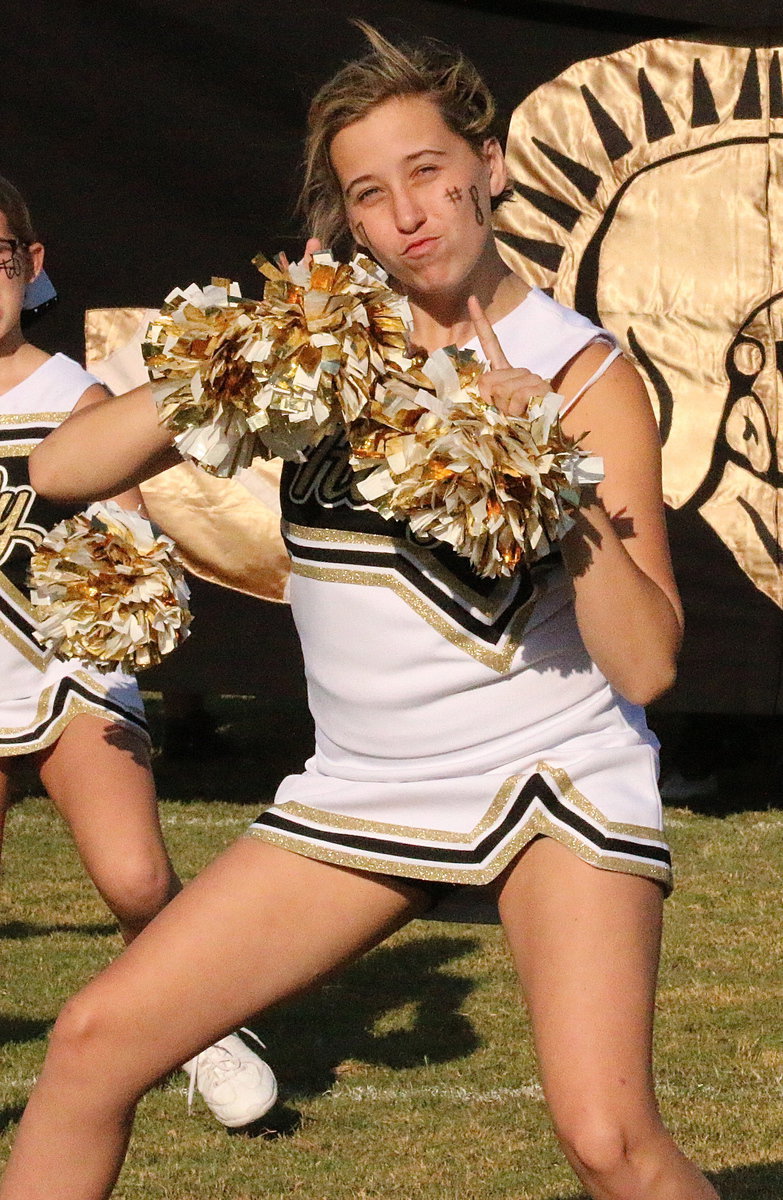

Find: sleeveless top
[0,354,146,753]
[250,291,671,894]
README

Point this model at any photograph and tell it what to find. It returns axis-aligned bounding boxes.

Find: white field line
[10,811,247,830]
[4,1078,781,1102]
[327,1083,544,1103]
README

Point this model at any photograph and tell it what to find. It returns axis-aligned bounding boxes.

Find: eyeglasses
[0,237,28,277]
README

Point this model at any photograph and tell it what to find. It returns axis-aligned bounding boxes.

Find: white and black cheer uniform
[249,290,672,896]
[0,354,147,755]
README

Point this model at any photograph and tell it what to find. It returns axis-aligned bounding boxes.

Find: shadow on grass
[1,920,117,939]
[255,933,482,1099]
[551,1160,783,1199]
[0,1105,25,1134]
[709,1162,783,1198]
[0,1015,50,1045]
[228,1102,304,1140]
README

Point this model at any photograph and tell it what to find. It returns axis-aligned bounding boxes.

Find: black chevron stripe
[0,425,58,442]
[0,674,147,747]
[286,534,533,646]
[0,587,39,651]
[254,773,672,870]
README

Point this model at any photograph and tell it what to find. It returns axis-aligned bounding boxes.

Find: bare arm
[469,297,681,705]
[29,383,180,504]
[556,345,683,706]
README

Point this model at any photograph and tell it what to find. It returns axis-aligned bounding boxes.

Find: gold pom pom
[350,348,604,578]
[145,248,603,578]
[30,502,192,672]
[145,253,412,473]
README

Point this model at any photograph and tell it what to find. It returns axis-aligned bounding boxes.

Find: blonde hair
[0,175,37,245]
[301,22,509,252]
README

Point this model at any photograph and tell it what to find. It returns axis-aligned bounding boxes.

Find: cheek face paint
[469,185,485,226]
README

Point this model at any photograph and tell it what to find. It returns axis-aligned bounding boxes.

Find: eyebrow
[344,149,448,197]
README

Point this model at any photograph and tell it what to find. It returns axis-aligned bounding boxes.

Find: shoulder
[500,289,616,378]
[44,355,107,411]
[47,354,102,388]
[559,350,660,473]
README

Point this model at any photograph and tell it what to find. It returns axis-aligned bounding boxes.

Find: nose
[391,185,425,234]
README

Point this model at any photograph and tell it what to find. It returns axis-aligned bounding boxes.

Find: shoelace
[186,1031,268,1113]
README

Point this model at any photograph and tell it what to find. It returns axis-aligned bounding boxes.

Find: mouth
[402,236,439,259]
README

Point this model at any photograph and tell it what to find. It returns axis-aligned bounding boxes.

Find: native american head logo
[496,40,783,611]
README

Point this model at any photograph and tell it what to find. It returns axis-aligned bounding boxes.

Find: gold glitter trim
[0,687,150,754]
[291,560,537,672]
[542,762,666,842]
[0,412,65,426]
[285,519,398,550]
[0,567,49,667]
[265,760,667,846]
[0,676,81,735]
[0,609,47,668]
[246,813,672,895]
[274,773,524,843]
[70,667,111,696]
[0,444,37,457]
[0,572,36,619]
[284,519,525,618]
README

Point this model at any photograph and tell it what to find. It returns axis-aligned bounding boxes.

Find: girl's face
[0,210,43,348]
[330,94,507,303]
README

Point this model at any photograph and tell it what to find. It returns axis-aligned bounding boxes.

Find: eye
[414,163,439,178]
[355,186,381,204]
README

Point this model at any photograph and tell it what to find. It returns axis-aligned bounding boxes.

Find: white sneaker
[183,1028,278,1127]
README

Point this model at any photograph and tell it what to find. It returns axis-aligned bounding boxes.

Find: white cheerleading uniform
[0,354,148,755]
[249,289,672,894]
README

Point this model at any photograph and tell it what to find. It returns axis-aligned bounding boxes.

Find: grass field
[1,698,782,1199]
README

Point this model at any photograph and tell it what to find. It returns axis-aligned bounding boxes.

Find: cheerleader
[0,176,276,1129]
[1,28,718,1199]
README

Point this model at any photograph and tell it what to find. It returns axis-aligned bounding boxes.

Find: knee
[556,1113,628,1177]
[47,992,118,1080]
[44,989,149,1108]
[553,1107,661,1190]
[97,856,176,929]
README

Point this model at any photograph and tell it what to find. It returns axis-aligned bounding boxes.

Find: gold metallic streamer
[29,501,192,672]
[350,347,603,577]
[148,252,603,577]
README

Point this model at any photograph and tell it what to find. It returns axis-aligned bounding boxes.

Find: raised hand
[277,238,323,274]
[303,237,323,269]
[468,294,550,417]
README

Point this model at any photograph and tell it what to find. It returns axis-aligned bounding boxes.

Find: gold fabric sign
[84,307,290,604]
[497,39,783,614]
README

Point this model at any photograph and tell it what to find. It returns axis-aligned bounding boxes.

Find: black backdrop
[5,0,720,359]
[4,0,779,706]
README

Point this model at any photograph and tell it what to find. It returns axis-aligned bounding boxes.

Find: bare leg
[0,761,14,870]
[35,715,179,942]
[0,838,425,1200]
[497,838,718,1200]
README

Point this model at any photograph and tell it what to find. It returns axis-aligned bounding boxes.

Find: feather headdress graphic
[497,39,783,613]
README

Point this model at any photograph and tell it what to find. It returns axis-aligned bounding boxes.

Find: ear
[25,241,45,283]
[482,137,508,199]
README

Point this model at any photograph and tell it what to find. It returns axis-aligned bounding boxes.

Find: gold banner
[84,307,290,604]
[497,39,783,614]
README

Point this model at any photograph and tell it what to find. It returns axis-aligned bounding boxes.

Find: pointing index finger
[468,294,510,370]
[303,237,322,269]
